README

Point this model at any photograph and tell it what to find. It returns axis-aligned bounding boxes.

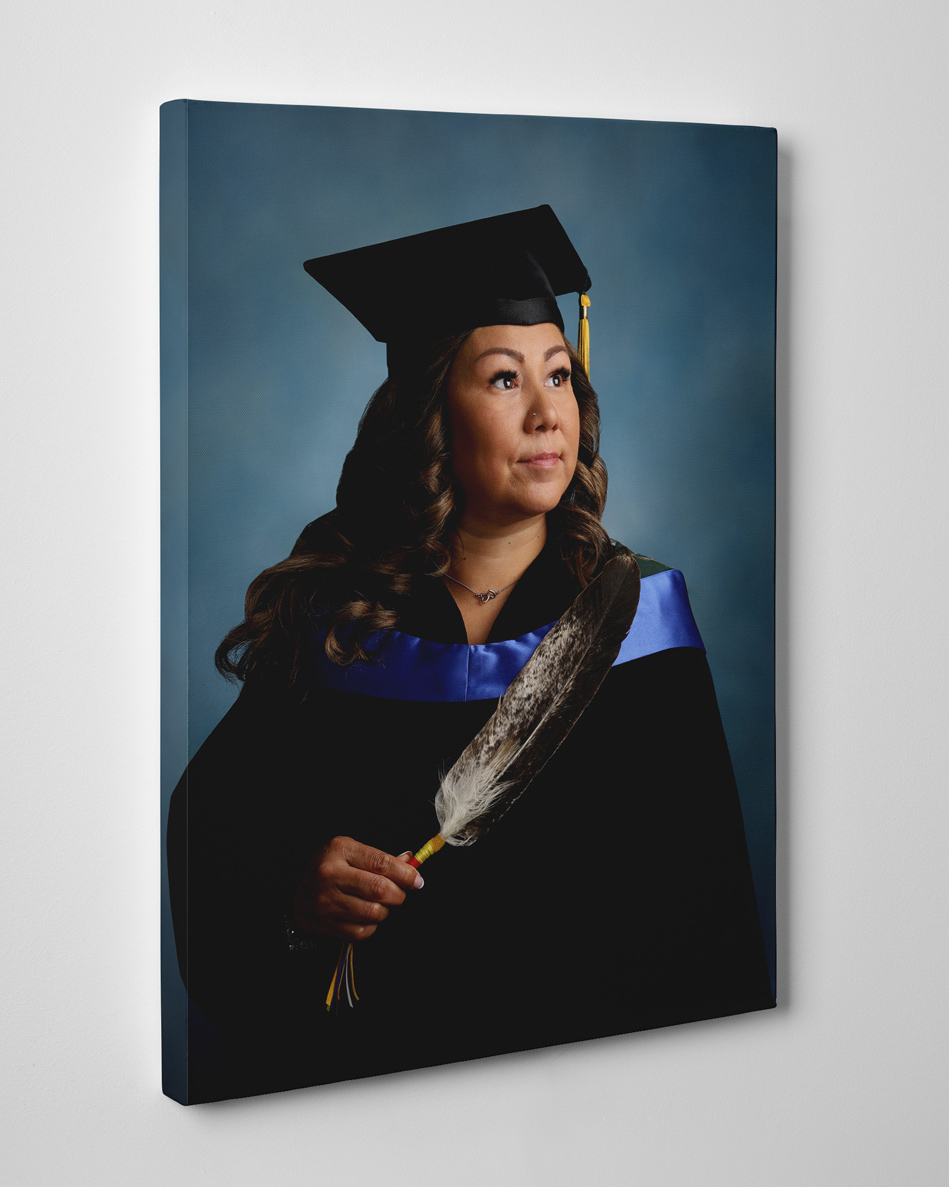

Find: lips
[519,452,561,468]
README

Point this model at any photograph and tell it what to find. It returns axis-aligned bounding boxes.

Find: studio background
[3,1,947,1184]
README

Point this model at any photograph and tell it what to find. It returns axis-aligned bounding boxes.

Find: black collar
[395,533,581,644]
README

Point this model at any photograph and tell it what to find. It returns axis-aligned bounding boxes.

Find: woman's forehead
[460,323,567,361]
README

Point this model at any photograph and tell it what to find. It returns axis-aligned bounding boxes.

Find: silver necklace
[445,573,519,605]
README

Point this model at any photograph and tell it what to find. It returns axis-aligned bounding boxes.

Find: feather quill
[426,548,642,852]
[327,550,642,1009]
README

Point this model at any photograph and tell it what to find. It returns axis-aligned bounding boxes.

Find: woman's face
[447,323,580,530]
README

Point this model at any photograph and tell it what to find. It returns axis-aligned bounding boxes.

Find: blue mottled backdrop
[161,102,775,1085]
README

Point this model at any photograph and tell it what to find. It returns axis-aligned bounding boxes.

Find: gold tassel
[577,293,591,377]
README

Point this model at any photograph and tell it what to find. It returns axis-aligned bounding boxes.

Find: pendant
[478,589,498,604]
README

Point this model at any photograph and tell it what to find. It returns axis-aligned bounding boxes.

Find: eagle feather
[434,549,641,846]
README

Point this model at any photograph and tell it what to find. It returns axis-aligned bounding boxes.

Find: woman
[168,206,773,1103]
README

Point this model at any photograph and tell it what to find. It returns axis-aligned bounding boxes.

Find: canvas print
[160,100,777,1104]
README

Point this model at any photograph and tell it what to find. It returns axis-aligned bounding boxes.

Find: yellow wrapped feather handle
[410,833,446,868]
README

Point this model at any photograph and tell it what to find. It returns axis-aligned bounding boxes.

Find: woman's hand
[292,836,423,942]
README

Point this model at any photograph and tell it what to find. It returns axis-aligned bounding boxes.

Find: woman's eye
[546,368,571,388]
[489,371,518,391]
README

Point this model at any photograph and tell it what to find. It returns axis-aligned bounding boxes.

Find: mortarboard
[303,205,592,376]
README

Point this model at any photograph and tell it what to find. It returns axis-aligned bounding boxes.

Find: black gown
[167,531,774,1103]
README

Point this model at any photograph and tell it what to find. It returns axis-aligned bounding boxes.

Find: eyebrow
[473,344,569,365]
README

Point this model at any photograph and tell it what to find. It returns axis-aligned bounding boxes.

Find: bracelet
[284,915,324,953]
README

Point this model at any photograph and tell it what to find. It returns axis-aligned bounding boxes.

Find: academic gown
[167,531,774,1103]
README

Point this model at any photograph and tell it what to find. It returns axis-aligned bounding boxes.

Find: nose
[524,381,560,433]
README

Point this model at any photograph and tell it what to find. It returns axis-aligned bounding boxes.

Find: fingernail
[413,873,424,889]
[398,851,412,860]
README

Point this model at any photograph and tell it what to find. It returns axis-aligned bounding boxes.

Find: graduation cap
[303,205,592,376]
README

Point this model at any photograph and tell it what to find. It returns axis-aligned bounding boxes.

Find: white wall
[2,1,946,1183]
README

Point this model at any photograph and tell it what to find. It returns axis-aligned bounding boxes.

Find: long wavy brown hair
[216,331,610,685]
